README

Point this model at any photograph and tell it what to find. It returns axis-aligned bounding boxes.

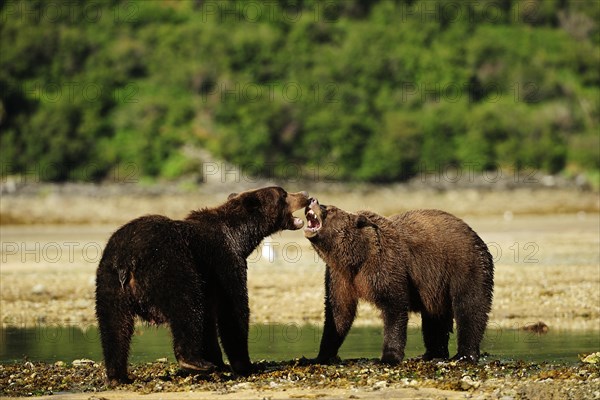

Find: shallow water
[1,324,598,365]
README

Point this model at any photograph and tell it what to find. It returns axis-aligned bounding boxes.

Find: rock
[542,175,556,187]
[460,375,481,390]
[231,382,252,390]
[72,359,95,367]
[373,380,387,390]
[581,352,600,364]
[155,357,168,363]
[54,361,66,367]
[401,378,418,386]
[31,284,46,295]
[522,321,549,334]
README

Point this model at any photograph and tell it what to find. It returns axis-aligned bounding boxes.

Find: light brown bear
[304,198,494,364]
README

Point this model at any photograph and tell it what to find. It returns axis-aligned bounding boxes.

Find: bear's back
[103,213,225,273]
[390,209,480,250]
[389,209,492,280]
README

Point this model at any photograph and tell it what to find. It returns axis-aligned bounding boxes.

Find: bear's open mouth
[304,198,322,237]
[306,209,321,230]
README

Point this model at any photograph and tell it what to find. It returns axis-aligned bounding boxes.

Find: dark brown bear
[304,198,494,364]
[96,187,309,384]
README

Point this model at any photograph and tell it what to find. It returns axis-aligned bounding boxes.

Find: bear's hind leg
[451,298,487,362]
[171,318,218,372]
[96,283,135,384]
[168,299,218,373]
[143,264,216,373]
[420,312,452,361]
[215,288,252,375]
[202,308,225,369]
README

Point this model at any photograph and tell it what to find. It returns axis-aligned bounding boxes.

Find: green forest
[1,0,598,182]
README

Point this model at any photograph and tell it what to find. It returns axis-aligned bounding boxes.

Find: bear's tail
[97,238,135,290]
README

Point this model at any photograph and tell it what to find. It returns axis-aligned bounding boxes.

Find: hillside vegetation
[1,0,598,182]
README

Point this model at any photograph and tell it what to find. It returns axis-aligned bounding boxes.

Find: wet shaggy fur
[304,200,494,364]
[96,187,309,384]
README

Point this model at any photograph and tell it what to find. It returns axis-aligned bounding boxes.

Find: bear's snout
[285,191,310,230]
[287,191,310,210]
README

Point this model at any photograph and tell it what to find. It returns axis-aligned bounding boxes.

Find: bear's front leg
[316,267,358,363]
[380,304,409,364]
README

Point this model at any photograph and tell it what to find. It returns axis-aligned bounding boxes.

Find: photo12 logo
[486,242,540,264]
[20,81,138,104]
[418,162,539,185]
[1,241,104,264]
[201,162,339,184]
[198,1,341,23]
[1,1,139,23]
[396,1,543,24]
[401,81,540,104]
[1,162,140,184]
[201,81,339,104]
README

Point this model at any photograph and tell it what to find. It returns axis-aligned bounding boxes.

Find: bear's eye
[320,206,328,219]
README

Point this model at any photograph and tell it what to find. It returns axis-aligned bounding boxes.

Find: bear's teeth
[306,213,320,229]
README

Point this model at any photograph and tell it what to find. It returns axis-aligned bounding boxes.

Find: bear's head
[227,187,310,233]
[304,198,377,242]
[304,198,377,240]
[304,198,379,271]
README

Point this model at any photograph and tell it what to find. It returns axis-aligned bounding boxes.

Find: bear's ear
[228,193,238,200]
[356,215,377,230]
[242,194,261,211]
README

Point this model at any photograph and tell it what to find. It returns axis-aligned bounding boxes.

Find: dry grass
[1,186,599,225]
